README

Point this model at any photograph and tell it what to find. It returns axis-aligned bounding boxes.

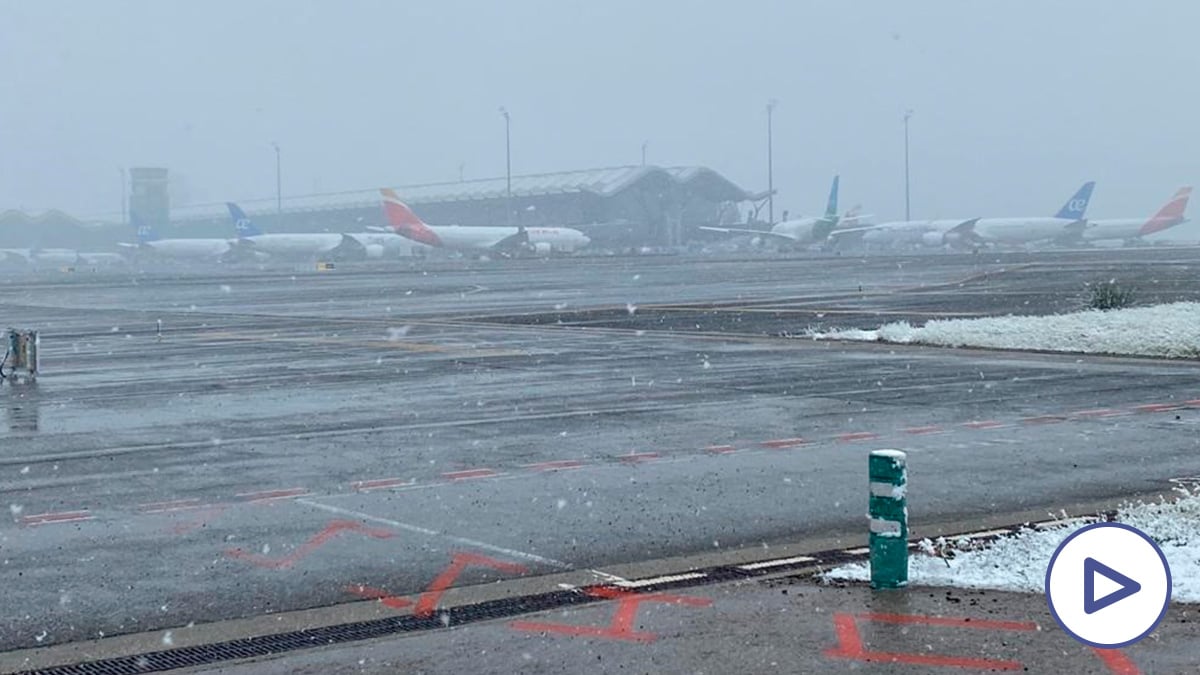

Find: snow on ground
[825,491,1200,602]
[807,302,1200,358]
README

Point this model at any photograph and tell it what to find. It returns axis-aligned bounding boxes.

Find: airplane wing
[490,228,531,253]
[697,226,799,243]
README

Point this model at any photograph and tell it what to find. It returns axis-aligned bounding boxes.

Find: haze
[2,0,1196,234]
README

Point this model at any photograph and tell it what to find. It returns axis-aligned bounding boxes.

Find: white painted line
[296,498,571,570]
[738,555,817,571]
[844,547,870,555]
[957,528,1013,539]
[615,572,706,588]
[236,487,310,503]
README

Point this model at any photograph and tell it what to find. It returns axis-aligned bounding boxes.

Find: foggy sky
[2,0,1198,231]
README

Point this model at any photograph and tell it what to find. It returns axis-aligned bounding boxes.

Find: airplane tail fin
[1139,186,1192,235]
[823,175,840,221]
[1055,181,1096,220]
[380,189,441,246]
[226,203,263,238]
[131,212,158,243]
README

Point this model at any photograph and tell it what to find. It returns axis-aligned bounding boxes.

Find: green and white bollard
[869,449,908,589]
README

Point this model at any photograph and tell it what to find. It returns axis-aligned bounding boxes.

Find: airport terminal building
[164,165,759,249]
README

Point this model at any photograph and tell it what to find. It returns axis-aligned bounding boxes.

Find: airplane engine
[921,231,945,247]
[532,242,553,255]
[364,244,385,259]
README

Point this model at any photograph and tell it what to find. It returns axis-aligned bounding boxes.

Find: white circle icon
[1045,522,1171,648]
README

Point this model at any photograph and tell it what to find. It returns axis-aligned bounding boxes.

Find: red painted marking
[837,431,880,443]
[705,445,738,454]
[1073,408,1124,418]
[1186,399,1200,407]
[346,584,413,610]
[235,487,310,503]
[1092,648,1142,675]
[139,498,203,513]
[226,519,393,570]
[962,420,1006,430]
[350,477,414,492]
[441,468,499,481]
[824,612,1024,670]
[414,552,528,618]
[619,452,660,464]
[524,460,586,472]
[1020,415,1066,425]
[859,612,1036,631]
[1133,402,1182,413]
[760,438,807,449]
[19,510,93,527]
[510,586,711,643]
[902,425,943,435]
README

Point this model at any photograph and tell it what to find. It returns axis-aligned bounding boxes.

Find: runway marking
[1187,399,1200,408]
[225,519,394,570]
[523,459,586,472]
[1020,415,1067,425]
[296,498,572,569]
[738,555,816,571]
[615,572,707,588]
[901,425,943,435]
[705,445,738,454]
[825,612,1030,671]
[236,487,311,503]
[962,420,1006,430]
[760,437,808,449]
[836,431,880,443]
[442,468,500,481]
[1133,402,1183,413]
[1072,408,1125,418]
[510,586,711,643]
[350,477,416,492]
[619,451,660,464]
[138,498,204,513]
[414,551,529,618]
[18,510,93,527]
[1092,647,1143,675]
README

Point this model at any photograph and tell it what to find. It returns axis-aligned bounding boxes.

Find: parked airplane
[700,176,855,246]
[1079,187,1191,244]
[379,189,590,255]
[120,213,235,260]
[853,181,1096,249]
[227,203,429,260]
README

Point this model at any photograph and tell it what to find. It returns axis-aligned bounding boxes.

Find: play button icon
[1084,557,1141,614]
[1046,523,1171,648]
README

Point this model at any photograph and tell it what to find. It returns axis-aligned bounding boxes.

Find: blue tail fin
[1055,181,1096,220]
[226,203,263,238]
[823,175,840,220]
[131,212,158,243]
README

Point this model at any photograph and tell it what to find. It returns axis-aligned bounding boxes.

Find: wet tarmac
[0,248,1197,656]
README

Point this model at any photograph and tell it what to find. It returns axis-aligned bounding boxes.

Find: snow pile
[825,491,1200,602]
[808,302,1200,358]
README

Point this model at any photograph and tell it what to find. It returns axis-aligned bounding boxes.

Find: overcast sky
[2,0,1197,231]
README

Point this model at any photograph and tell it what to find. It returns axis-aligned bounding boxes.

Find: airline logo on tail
[226,203,263,239]
[131,212,158,244]
[823,175,840,221]
[1140,187,1192,235]
[380,189,442,246]
[1055,181,1096,220]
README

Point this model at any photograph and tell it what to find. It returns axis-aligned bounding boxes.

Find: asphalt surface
[1,248,1198,660]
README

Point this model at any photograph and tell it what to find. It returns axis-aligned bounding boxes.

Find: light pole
[766,99,777,224]
[118,167,126,228]
[499,107,512,226]
[641,140,648,166]
[271,142,282,216]
[903,109,913,221]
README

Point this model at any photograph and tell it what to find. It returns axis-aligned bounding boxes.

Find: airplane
[1078,187,1191,244]
[379,189,591,255]
[0,247,78,266]
[121,212,235,260]
[700,176,852,247]
[228,204,345,259]
[969,181,1096,246]
[852,181,1096,249]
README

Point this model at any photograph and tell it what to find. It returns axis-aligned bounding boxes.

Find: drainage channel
[17,514,1102,675]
